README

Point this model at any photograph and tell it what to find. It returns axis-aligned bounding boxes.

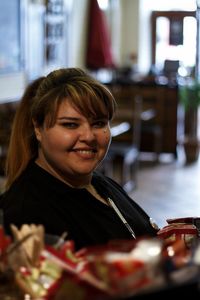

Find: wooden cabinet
[106,82,178,158]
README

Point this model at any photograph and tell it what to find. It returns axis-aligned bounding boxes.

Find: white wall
[120,0,139,67]
[68,0,89,68]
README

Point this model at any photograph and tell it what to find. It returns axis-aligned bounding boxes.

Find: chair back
[98,84,142,192]
[109,84,142,149]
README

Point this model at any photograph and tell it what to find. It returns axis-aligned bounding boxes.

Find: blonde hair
[5,68,115,190]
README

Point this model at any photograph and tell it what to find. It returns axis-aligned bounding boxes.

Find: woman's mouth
[73,149,97,159]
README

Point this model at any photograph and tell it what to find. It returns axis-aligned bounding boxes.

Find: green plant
[179,79,200,111]
[178,78,200,163]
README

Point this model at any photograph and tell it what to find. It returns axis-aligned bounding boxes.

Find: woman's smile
[72,148,97,159]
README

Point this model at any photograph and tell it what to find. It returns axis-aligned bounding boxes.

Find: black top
[0,162,158,249]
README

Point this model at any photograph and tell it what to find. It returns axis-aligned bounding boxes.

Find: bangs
[65,83,115,120]
[38,80,115,127]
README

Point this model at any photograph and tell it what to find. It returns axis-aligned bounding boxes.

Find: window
[0,0,23,74]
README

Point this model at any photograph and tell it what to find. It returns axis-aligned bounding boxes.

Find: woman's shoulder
[0,177,31,209]
[93,171,147,212]
[0,162,44,206]
[93,171,129,197]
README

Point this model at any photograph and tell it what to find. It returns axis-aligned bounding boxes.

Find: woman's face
[34,99,111,186]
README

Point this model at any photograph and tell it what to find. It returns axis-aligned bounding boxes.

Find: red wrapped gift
[157,217,200,248]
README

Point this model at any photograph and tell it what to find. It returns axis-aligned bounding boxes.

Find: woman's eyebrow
[57,117,80,121]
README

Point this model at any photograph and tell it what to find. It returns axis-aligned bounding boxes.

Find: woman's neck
[35,159,92,188]
[35,159,108,204]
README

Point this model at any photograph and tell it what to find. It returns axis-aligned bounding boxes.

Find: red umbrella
[86,0,115,70]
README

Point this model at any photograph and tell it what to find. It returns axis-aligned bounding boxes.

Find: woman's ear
[32,119,42,142]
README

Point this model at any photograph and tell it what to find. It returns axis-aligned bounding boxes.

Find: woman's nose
[79,125,96,141]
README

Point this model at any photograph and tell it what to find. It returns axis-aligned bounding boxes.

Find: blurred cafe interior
[0,0,200,227]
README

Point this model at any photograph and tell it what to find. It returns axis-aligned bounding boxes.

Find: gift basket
[1,217,200,300]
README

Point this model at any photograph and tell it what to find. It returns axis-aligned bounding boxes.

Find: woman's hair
[5,68,116,190]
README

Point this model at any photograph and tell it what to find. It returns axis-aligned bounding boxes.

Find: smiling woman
[34,100,112,187]
[0,67,159,250]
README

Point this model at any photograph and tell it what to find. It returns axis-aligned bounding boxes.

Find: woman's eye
[60,122,78,129]
[93,121,107,128]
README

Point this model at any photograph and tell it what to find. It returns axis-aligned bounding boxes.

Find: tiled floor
[130,147,200,229]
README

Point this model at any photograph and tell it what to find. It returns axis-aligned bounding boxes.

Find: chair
[163,59,179,79]
[98,85,142,192]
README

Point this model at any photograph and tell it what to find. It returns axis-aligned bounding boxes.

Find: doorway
[151,10,196,76]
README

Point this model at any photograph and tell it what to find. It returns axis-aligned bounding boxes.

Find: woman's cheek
[105,132,112,147]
